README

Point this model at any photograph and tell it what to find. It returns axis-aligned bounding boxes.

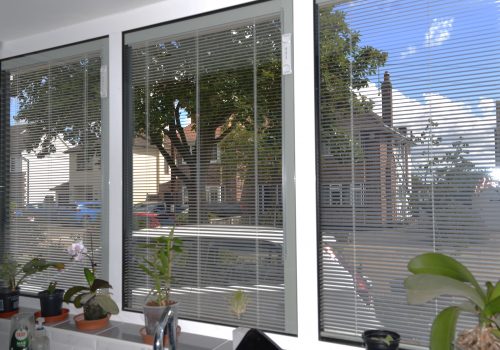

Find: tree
[318,7,388,159]
[13,57,102,158]
[409,120,489,238]
[131,21,282,223]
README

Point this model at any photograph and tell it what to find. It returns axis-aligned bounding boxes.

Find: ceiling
[0,0,168,42]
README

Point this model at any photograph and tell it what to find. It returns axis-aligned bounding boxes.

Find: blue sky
[10,97,19,125]
[337,0,500,107]
[331,0,500,168]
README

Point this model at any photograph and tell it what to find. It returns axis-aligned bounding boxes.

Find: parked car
[74,201,101,223]
[14,202,76,224]
[132,201,188,228]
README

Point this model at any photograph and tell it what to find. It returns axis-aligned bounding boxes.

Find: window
[205,185,222,203]
[123,0,296,334]
[0,38,108,293]
[316,0,500,347]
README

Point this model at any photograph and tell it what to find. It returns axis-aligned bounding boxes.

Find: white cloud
[425,18,454,47]
[477,98,496,117]
[358,83,496,168]
[400,46,417,59]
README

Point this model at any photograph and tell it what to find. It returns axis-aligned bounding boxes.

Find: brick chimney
[381,71,393,127]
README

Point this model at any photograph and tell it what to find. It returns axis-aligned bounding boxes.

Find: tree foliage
[318,7,388,158]
[13,57,102,158]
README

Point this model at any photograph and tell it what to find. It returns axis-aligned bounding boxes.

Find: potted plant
[405,252,500,349]
[362,330,400,350]
[0,257,64,315]
[63,240,119,330]
[38,282,65,318]
[138,227,182,344]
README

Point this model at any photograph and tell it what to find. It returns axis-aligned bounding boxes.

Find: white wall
[1,1,358,349]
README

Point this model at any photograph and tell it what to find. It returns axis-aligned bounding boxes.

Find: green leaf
[84,268,95,287]
[90,279,112,292]
[80,293,94,306]
[484,296,500,318]
[405,274,484,308]
[408,253,484,299]
[94,295,119,314]
[430,306,460,350]
[490,282,500,302]
[63,286,89,303]
[74,293,86,308]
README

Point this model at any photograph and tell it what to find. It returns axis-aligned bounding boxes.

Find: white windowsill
[0,305,232,350]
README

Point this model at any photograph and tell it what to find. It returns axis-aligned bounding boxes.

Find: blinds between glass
[316,0,500,348]
[1,42,105,294]
[124,13,288,332]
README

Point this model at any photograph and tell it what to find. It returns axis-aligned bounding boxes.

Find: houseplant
[0,257,64,315]
[63,240,119,330]
[405,252,500,350]
[38,281,65,318]
[138,228,182,344]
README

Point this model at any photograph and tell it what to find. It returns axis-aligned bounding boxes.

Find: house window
[316,0,500,347]
[209,143,221,164]
[123,0,296,334]
[205,185,222,203]
[0,38,107,293]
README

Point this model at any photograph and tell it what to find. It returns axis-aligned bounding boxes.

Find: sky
[334,0,500,169]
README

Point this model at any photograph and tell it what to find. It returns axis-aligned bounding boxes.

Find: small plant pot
[34,308,69,324]
[139,325,181,345]
[0,287,20,315]
[38,289,64,317]
[74,313,111,331]
[362,330,400,350]
[143,301,179,336]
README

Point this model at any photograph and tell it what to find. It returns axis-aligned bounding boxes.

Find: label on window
[282,33,292,75]
[100,65,108,98]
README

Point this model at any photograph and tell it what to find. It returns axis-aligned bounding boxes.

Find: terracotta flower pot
[74,313,111,331]
[139,325,181,345]
[34,308,69,324]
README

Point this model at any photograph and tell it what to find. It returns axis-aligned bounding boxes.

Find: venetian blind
[0,38,107,294]
[123,1,296,333]
[316,0,500,347]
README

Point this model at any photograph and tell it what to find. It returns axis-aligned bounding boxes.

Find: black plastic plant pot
[362,329,400,350]
[39,289,64,317]
[0,287,20,313]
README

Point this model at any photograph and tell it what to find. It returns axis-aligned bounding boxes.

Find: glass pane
[316,0,500,347]
[1,39,106,293]
[123,6,291,333]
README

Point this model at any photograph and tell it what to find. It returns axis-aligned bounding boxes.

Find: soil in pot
[0,287,20,314]
[38,289,64,317]
[362,330,400,350]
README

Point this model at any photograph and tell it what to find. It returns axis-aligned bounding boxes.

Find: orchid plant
[63,240,119,320]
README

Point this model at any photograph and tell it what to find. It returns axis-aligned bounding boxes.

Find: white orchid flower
[67,241,87,261]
